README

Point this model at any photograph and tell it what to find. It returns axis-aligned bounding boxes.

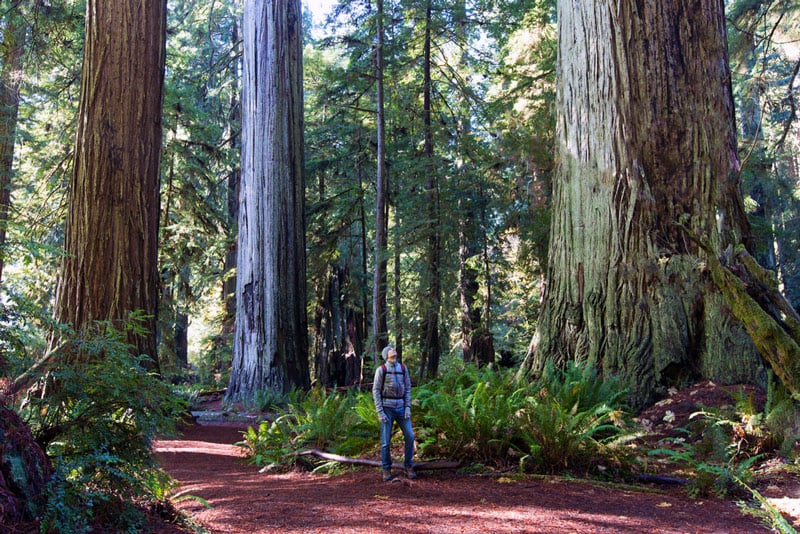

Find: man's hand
[378,413,388,423]
[404,407,411,420]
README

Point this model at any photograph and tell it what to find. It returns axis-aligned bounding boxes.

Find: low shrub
[17,319,187,532]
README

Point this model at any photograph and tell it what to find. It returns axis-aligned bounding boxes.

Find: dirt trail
[153,423,770,533]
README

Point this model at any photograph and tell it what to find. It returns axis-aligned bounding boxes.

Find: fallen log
[706,249,800,397]
[297,449,461,470]
[635,473,688,485]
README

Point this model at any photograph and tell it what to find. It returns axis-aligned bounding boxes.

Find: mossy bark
[707,250,800,395]
[520,2,766,409]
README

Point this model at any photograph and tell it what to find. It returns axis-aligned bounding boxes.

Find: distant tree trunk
[520,1,765,409]
[454,0,493,367]
[53,0,166,367]
[0,8,25,286]
[227,0,309,401]
[393,214,403,361]
[223,20,240,330]
[372,0,389,361]
[419,0,441,378]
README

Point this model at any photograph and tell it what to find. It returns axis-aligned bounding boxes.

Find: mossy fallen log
[706,249,800,396]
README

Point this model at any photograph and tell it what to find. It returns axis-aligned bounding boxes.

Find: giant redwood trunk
[227,0,309,401]
[520,1,765,409]
[53,0,166,365]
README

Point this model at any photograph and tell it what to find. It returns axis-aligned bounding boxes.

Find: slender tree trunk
[393,214,403,361]
[0,8,25,286]
[372,0,389,361]
[53,0,166,367]
[227,0,309,401]
[420,0,441,378]
[453,0,493,366]
[520,1,764,409]
[223,20,241,331]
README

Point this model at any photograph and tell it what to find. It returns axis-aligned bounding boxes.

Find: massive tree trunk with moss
[520,1,766,409]
[53,0,166,365]
[226,0,309,401]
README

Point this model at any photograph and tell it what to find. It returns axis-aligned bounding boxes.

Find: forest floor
[151,382,800,533]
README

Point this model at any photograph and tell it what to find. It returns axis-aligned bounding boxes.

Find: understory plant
[241,361,633,476]
[516,361,630,474]
[415,365,527,464]
[17,318,187,533]
[240,387,375,471]
[649,378,799,500]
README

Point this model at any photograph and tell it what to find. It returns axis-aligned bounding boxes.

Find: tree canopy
[0,0,797,402]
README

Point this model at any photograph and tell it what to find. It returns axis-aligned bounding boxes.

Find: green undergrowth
[14,318,188,533]
[239,361,634,477]
[238,362,800,533]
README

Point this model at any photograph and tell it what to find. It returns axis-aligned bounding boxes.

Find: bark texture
[53,0,166,364]
[521,1,765,408]
[227,0,309,400]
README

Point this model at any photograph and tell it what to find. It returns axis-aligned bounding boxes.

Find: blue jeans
[380,406,415,470]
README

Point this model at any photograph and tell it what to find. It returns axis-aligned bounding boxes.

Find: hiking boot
[382,469,394,482]
[405,466,418,480]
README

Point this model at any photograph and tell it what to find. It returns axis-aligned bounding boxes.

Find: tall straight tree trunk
[0,7,25,286]
[453,0,493,366]
[372,0,389,361]
[520,1,764,409]
[227,0,309,401]
[53,0,166,366]
[223,20,241,331]
[419,0,441,378]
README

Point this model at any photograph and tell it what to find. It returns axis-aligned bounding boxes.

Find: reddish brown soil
[153,420,776,533]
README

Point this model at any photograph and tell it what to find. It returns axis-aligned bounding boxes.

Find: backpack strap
[380,362,407,400]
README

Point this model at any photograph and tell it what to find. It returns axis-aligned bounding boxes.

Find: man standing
[373,345,416,481]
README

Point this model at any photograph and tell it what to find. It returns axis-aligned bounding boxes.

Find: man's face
[386,348,398,362]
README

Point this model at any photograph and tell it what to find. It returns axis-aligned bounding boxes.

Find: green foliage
[516,362,630,474]
[239,387,376,471]
[416,366,526,464]
[241,362,632,476]
[647,381,799,501]
[17,320,188,532]
[649,428,762,499]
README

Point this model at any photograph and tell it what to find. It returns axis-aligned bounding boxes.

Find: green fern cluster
[415,366,526,464]
[240,361,632,476]
[416,362,630,473]
[240,387,377,471]
[17,319,187,533]
[517,362,629,473]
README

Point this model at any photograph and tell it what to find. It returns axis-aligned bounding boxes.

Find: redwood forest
[1,0,800,532]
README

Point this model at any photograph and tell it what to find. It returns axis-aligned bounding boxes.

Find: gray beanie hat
[381,345,394,360]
